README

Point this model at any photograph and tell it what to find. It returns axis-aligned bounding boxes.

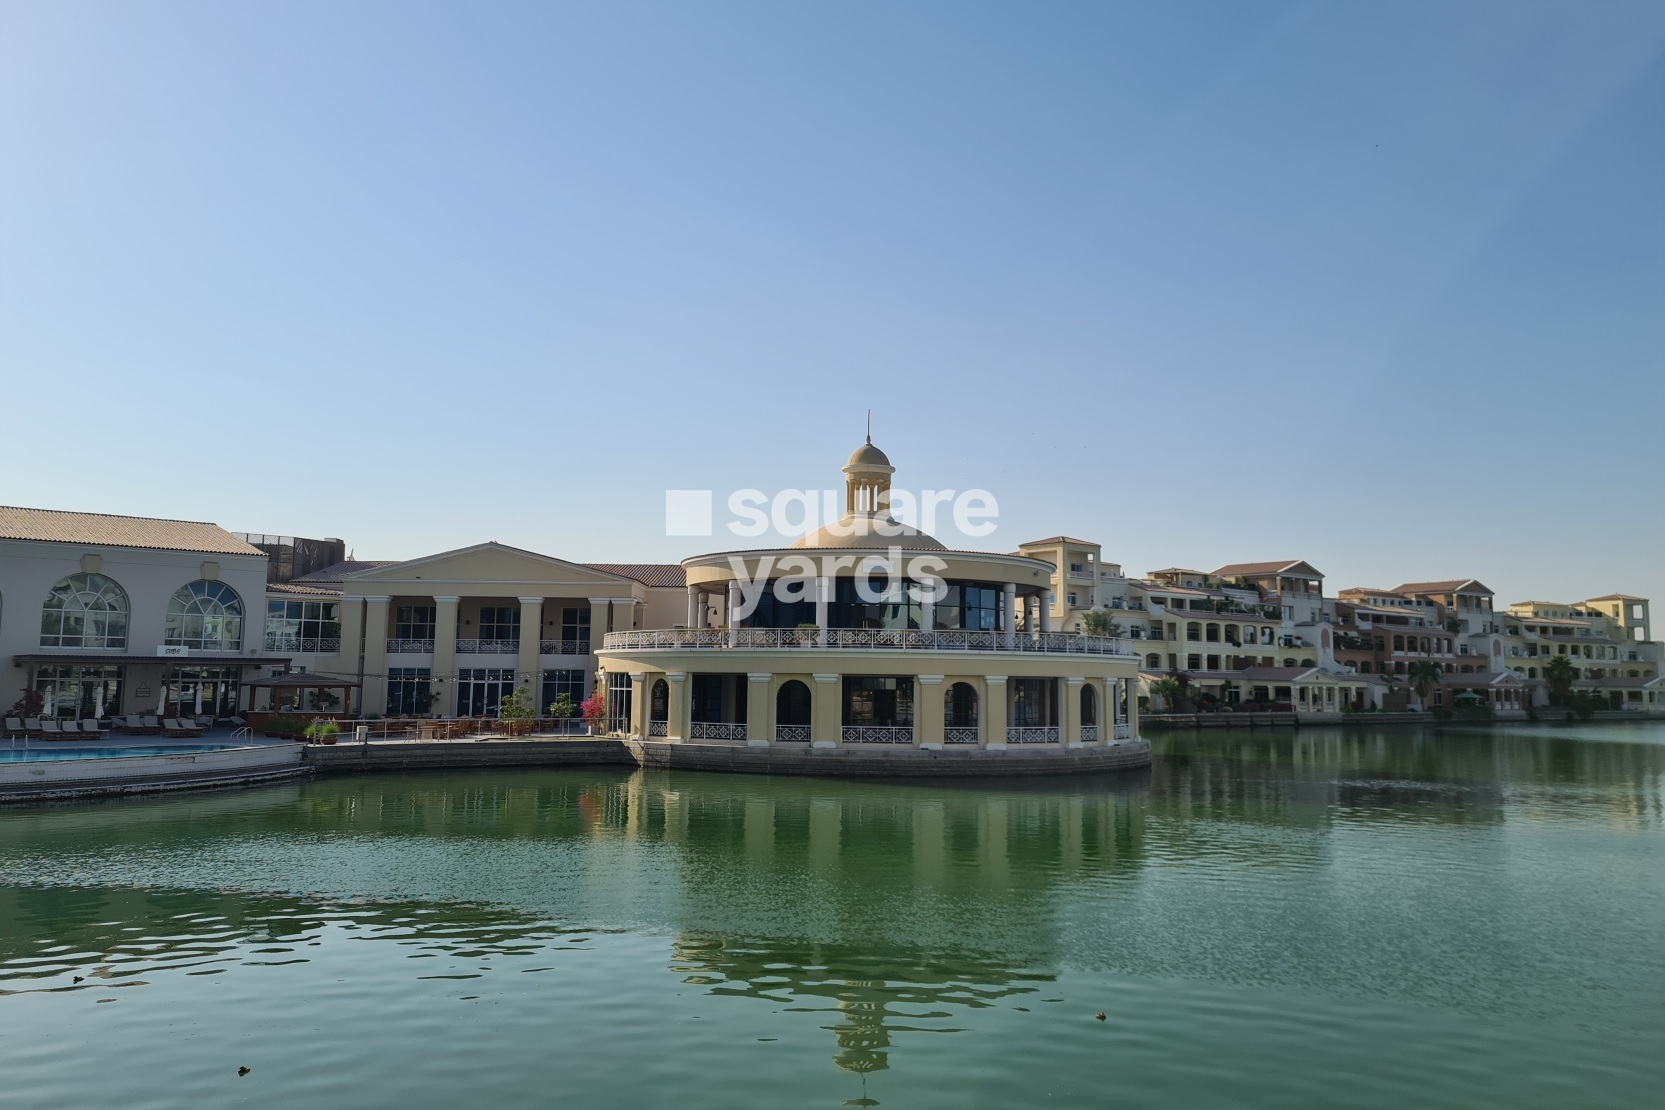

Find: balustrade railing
[775,725,812,742]
[386,638,436,654]
[1113,722,1132,741]
[690,721,747,741]
[1006,726,1060,744]
[539,639,591,655]
[602,628,1135,656]
[647,720,667,737]
[455,638,519,654]
[842,725,914,744]
[943,727,980,745]
[1079,725,1099,742]
[265,634,342,654]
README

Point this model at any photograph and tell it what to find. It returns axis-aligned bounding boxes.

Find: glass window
[164,580,244,651]
[744,587,816,629]
[39,573,129,648]
[560,607,592,647]
[607,671,633,733]
[395,605,436,640]
[842,676,914,727]
[776,680,812,726]
[34,664,124,718]
[691,674,746,723]
[386,668,432,715]
[265,599,342,652]
[541,669,587,713]
[830,576,922,630]
[456,668,515,716]
[478,606,521,641]
[1010,678,1058,727]
[932,581,1000,631]
[945,682,978,728]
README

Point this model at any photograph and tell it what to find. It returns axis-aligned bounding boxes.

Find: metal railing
[943,727,980,744]
[1006,726,1060,744]
[386,638,436,654]
[1079,725,1099,742]
[455,638,519,654]
[647,720,667,737]
[1113,722,1132,741]
[842,726,914,744]
[265,634,342,653]
[602,628,1136,657]
[690,722,747,741]
[775,725,811,741]
[539,639,591,655]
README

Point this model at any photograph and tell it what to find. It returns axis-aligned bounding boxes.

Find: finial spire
[866,409,871,444]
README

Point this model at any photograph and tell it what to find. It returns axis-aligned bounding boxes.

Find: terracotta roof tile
[0,505,263,556]
[585,563,687,588]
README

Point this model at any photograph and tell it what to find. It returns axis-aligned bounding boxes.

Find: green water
[2,724,1662,1108]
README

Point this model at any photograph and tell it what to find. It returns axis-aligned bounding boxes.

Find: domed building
[595,439,1149,775]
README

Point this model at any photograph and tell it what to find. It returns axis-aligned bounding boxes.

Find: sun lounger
[39,720,63,738]
[4,717,23,738]
[122,715,155,734]
[163,718,204,738]
[57,720,81,736]
[81,719,108,737]
[141,716,162,733]
[24,718,43,737]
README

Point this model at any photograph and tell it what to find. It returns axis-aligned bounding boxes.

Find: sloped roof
[1585,594,1646,602]
[1395,579,1493,595]
[1019,536,1098,548]
[584,563,686,588]
[267,580,344,596]
[1213,560,1323,579]
[0,505,263,556]
[290,560,399,586]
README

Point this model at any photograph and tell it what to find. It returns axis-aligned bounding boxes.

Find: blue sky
[2,1,1662,605]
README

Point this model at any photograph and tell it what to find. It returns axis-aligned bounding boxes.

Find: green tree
[1543,655,1578,706]
[546,692,576,719]
[1150,676,1183,712]
[1407,660,1443,709]
[1080,610,1123,638]
[498,686,536,721]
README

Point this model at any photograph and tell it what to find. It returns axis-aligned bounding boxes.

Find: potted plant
[304,719,340,745]
[580,688,608,735]
[497,685,535,737]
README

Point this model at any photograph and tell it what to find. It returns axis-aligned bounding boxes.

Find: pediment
[341,542,635,596]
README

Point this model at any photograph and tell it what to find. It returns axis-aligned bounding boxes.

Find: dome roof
[846,440,892,468]
[792,512,946,551]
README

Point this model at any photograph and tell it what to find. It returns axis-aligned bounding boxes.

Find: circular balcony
[601,628,1137,657]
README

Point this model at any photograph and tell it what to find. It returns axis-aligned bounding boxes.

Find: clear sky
[3,1,1662,605]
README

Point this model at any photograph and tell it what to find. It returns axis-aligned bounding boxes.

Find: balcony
[455,638,519,654]
[602,628,1137,657]
[540,639,591,655]
[1006,726,1060,744]
[843,725,915,744]
[386,638,436,654]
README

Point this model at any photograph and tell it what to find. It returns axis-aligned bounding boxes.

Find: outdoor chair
[141,715,162,732]
[39,720,63,738]
[4,717,23,738]
[81,719,108,737]
[163,719,204,738]
[122,715,150,734]
[24,717,44,737]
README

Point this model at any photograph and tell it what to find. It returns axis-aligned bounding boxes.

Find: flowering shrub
[580,689,607,723]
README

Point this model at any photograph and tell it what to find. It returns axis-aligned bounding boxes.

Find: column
[629,672,646,739]
[815,577,830,646]
[517,597,543,703]
[983,675,1007,749]
[1040,596,1051,633]
[915,674,944,749]
[686,586,701,628]
[920,589,935,636]
[812,673,840,748]
[1064,675,1083,747]
[337,597,366,686]
[432,596,460,717]
[587,598,610,673]
[1125,675,1140,742]
[727,581,742,646]
[665,671,688,741]
[746,672,771,747]
[1002,583,1017,648]
[362,596,391,716]
[613,597,639,631]
[1104,677,1118,743]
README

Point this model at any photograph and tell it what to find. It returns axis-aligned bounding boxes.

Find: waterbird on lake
[238,1067,251,1076]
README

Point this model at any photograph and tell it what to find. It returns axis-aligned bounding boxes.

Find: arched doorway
[1080,683,1098,741]
[945,682,978,744]
[648,679,669,737]
[776,680,811,741]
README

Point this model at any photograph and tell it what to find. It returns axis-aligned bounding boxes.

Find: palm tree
[1407,660,1442,710]
[1543,655,1577,706]
[1150,676,1182,712]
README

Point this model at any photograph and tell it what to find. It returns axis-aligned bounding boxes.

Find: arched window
[650,679,669,722]
[164,580,244,651]
[1186,622,1201,641]
[1080,683,1097,727]
[1528,667,1538,678]
[1145,653,1161,669]
[1393,634,1405,651]
[1282,657,1296,667]
[945,682,978,734]
[1205,623,1220,642]
[1359,661,1372,673]
[776,680,811,727]
[40,573,129,648]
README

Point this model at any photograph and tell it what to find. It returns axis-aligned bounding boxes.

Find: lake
[2,722,1662,1108]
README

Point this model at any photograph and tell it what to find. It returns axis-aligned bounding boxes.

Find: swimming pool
[0,744,245,763]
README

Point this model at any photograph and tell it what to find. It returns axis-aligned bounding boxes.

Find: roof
[1213,560,1323,579]
[267,580,344,597]
[1019,536,1098,548]
[0,506,263,556]
[1394,579,1493,595]
[583,563,687,588]
[1439,671,1521,686]
[290,560,399,586]
[845,439,892,468]
[1585,594,1647,602]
